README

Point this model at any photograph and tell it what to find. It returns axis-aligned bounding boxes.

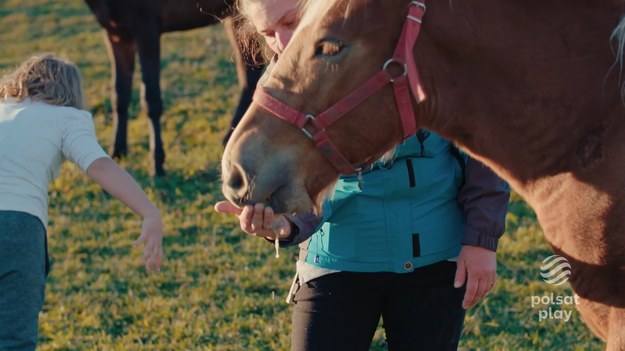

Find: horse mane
[611,14,625,98]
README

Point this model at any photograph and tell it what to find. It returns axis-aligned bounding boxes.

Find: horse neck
[416,0,624,198]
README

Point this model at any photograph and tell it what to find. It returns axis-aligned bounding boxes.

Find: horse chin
[266,184,314,215]
[267,177,336,216]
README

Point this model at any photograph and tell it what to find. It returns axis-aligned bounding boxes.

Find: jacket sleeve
[457,157,510,251]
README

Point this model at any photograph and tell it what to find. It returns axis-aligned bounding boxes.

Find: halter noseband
[253,1,427,175]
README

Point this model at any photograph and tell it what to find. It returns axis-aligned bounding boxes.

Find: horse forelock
[611,14,625,98]
[297,0,360,33]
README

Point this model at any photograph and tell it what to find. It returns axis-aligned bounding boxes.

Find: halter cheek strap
[253,1,427,175]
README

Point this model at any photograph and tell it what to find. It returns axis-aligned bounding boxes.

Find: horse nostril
[228,166,245,190]
[223,164,253,206]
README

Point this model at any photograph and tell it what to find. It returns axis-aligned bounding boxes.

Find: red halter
[253,1,427,175]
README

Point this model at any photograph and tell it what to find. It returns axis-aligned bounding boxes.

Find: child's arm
[86,157,163,272]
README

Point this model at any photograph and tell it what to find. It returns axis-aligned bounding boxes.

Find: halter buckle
[408,2,426,23]
[410,1,426,10]
[301,114,320,139]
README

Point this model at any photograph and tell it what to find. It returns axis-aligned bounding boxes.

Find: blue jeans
[291,261,466,351]
[0,211,48,351]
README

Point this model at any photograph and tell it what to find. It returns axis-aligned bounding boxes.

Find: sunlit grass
[0,1,604,350]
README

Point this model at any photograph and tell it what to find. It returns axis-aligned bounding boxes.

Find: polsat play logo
[540,255,571,285]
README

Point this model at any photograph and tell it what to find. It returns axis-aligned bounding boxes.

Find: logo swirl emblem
[540,255,571,285]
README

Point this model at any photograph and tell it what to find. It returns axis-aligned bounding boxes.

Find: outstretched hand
[133,214,163,273]
[86,157,164,273]
[454,245,497,309]
[214,201,292,240]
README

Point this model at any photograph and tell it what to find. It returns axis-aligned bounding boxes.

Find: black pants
[291,261,466,351]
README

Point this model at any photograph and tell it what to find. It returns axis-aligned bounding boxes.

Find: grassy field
[0,1,605,350]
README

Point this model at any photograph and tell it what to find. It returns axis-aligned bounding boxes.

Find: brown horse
[84,0,263,176]
[221,0,625,349]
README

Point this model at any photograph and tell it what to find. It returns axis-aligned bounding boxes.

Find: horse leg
[607,307,625,351]
[135,26,165,177]
[222,17,264,146]
[103,31,135,159]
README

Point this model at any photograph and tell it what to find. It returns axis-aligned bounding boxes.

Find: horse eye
[315,39,345,57]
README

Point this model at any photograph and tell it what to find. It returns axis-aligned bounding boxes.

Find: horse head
[222,0,413,214]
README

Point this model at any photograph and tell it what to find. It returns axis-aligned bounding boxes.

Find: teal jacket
[284,130,510,274]
[300,131,466,273]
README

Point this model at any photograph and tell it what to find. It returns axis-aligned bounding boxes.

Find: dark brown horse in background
[222,0,625,349]
[84,0,263,176]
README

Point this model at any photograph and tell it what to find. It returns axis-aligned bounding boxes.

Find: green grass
[0,1,604,350]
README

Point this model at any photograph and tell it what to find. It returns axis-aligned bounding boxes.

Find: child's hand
[133,214,163,273]
[86,158,164,272]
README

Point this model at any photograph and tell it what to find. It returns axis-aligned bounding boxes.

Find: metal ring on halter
[410,1,426,10]
[382,59,408,83]
[301,114,318,139]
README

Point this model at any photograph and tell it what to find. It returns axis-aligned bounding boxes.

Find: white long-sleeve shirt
[0,99,108,226]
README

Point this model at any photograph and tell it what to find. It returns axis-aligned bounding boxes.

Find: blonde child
[0,54,163,350]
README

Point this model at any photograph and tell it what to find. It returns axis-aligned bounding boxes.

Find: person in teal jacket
[216,130,509,351]
[215,0,510,349]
